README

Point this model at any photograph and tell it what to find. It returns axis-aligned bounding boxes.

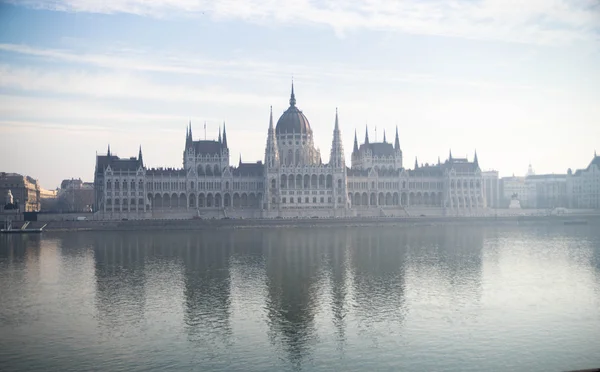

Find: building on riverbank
[93,84,486,220]
[567,152,600,209]
[0,172,41,212]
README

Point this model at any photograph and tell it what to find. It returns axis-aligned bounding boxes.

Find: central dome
[275,84,312,135]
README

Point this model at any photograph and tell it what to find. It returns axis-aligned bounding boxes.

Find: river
[1,225,599,371]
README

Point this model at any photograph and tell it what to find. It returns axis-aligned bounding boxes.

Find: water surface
[1,225,599,371]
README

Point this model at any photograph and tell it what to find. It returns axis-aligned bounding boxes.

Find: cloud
[9,0,600,45]
[0,64,281,105]
[0,43,552,96]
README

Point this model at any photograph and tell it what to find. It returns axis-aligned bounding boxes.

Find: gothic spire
[138,145,143,167]
[383,129,387,143]
[353,129,359,153]
[449,149,453,161]
[239,153,242,166]
[330,108,345,169]
[107,144,111,157]
[474,150,479,167]
[364,125,369,145]
[334,107,339,131]
[222,122,228,148]
[218,125,222,143]
[188,120,193,140]
[414,157,419,169]
[269,105,274,130]
[394,126,400,150]
[289,80,296,107]
[438,156,441,165]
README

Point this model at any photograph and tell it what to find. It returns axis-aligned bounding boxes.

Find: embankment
[42,214,600,232]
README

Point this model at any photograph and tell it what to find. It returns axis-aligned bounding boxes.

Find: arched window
[107,181,112,189]
[295,149,301,166]
[271,178,276,189]
[287,150,293,166]
[337,179,342,189]
[190,181,195,189]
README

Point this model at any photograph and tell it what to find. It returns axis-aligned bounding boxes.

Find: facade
[482,170,500,208]
[500,176,536,208]
[56,178,95,212]
[567,153,600,209]
[0,172,41,212]
[527,174,567,209]
[94,85,486,219]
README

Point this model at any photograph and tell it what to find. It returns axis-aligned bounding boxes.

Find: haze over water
[1,225,600,371]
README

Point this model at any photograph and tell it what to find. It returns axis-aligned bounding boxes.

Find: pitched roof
[95,155,142,174]
[359,142,395,157]
[232,162,264,177]
[587,155,600,170]
[409,164,444,177]
[193,140,223,155]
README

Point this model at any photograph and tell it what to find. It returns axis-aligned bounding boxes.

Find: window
[305,197,309,203]
[320,197,324,203]
[313,197,316,203]
[297,197,301,203]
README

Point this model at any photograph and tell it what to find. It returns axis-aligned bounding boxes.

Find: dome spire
[289,79,296,107]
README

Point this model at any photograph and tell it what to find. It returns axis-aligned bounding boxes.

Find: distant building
[0,172,41,212]
[567,152,600,209]
[500,176,536,208]
[526,174,567,209]
[94,84,487,219]
[482,170,500,208]
[57,178,94,212]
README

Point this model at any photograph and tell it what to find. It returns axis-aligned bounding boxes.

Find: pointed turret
[364,125,369,145]
[239,153,242,166]
[264,105,280,168]
[353,129,359,153]
[383,129,387,143]
[222,122,228,148]
[218,125,222,143]
[289,80,296,107]
[394,126,400,150]
[438,156,441,165]
[107,144,111,157]
[189,120,193,140]
[330,107,345,169]
[449,149,453,161]
[473,150,479,168]
[414,157,418,169]
[138,145,143,167]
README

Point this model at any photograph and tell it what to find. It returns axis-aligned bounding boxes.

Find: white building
[482,170,500,208]
[500,176,536,208]
[567,152,600,209]
[94,84,487,219]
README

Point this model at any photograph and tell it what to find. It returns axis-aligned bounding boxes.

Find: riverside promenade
[26,213,600,232]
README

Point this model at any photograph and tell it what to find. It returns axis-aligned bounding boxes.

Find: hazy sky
[0,0,599,189]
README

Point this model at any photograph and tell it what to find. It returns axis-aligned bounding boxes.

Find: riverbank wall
[35,213,600,232]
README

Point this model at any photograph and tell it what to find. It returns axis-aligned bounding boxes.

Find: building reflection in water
[263,228,325,370]
[348,228,408,326]
[92,232,149,336]
[179,232,233,350]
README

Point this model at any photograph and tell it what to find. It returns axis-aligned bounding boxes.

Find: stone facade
[567,153,600,209]
[94,85,486,219]
[0,172,41,212]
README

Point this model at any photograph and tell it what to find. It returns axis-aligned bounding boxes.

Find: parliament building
[94,84,487,219]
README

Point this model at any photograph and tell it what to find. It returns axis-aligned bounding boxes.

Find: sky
[0,0,599,189]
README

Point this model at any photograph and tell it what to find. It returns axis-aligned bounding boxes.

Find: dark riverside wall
[41,214,600,232]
